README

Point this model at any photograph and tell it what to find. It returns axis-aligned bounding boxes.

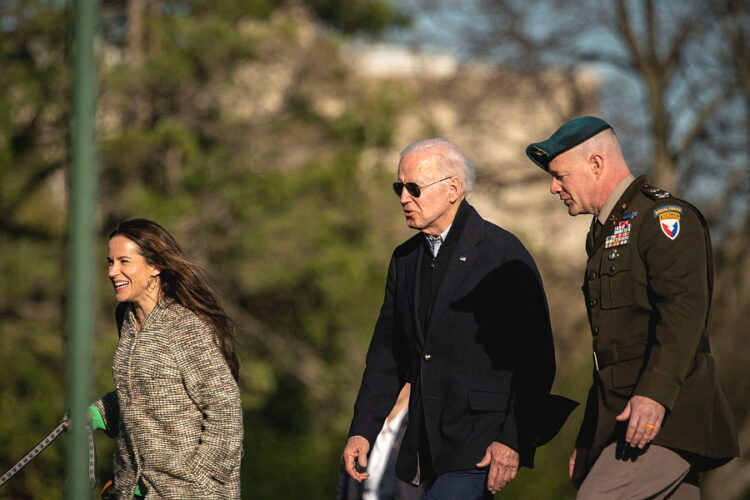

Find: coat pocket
[468,390,510,412]
[610,359,643,392]
[600,261,633,309]
[186,454,221,495]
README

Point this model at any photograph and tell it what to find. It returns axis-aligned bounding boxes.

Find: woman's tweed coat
[94,299,243,499]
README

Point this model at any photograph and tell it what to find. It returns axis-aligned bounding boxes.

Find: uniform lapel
[426,207,483,336]
[591,214,615,252]
[586,216,597,256]
[589,176,645,254]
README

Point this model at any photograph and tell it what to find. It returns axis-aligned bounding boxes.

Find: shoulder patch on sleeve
[641,184,672,200]
[652,205,683,240]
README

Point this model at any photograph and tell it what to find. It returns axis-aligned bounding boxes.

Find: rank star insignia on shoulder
[641,184,672,200]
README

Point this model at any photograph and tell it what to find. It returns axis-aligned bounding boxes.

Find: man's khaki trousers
[577,442,700,500]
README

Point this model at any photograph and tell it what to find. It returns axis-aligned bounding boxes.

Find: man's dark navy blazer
[349,202,559,484]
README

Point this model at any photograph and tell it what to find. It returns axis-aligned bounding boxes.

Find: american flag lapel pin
[459,255,467,262]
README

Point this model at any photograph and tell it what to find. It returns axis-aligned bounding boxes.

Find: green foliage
[302,0,410,36]
[242,374,343,499]
[189,0,411,36]
[13,1,735,499]
[1,320,67,499]
[0,0,69,240]
[0,3,71,494]
[1,1,413,498]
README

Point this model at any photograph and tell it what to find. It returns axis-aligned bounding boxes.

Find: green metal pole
[66,0,98,498]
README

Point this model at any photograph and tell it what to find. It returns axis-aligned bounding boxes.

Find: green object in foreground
[66,0,99,498]
[87,406,106,432]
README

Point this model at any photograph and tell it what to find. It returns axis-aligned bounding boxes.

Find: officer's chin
[566,204,585,217]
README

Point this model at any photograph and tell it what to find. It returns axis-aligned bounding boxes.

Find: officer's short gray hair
[400,138,475,193]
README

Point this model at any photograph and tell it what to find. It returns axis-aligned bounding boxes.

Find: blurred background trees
[0,0,747,498]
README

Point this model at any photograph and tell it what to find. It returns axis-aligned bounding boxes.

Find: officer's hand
[342,436,370,482]
[476,441,519,494]
[568,448,589,488]
[615,395,665,449]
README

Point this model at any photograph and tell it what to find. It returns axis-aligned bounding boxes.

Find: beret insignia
[528,146,549,161]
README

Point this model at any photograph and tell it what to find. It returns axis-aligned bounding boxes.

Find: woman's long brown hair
[110,219,239,381]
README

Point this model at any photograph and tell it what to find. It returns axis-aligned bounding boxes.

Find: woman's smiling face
[107,235,160,306]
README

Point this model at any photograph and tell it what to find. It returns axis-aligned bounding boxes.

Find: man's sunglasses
[392,176,452,198]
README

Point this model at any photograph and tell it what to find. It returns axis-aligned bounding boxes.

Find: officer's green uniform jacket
[576,175,739,467]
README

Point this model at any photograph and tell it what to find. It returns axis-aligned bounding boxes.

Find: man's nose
[399,186,412,204]
[550,178,561,195]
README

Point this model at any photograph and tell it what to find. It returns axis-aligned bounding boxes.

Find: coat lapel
[426,207,484,336]
[403,239,426,347]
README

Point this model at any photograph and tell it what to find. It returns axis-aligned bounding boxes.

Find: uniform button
[589,271,598,280]
[423,354,431,361]
[609,265,616,272]
[593,327,599,336]
[589,299,598,308]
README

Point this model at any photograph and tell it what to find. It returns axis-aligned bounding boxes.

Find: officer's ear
[589,153,604,180]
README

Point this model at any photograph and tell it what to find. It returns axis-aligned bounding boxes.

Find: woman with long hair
[91,219,242,499]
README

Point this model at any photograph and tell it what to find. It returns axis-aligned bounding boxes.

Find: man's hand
[342,436,370,482]
[476,441,519,494]
[615,395,665,448]
[568,448,589,488]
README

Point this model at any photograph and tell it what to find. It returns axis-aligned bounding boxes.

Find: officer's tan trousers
[577,443,700,499]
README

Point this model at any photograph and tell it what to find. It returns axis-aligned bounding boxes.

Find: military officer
[525,116,739,499]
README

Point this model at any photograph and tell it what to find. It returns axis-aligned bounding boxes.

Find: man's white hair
[400,138,476,193]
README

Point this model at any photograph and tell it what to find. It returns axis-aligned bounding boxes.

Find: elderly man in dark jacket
[342,138,569,499]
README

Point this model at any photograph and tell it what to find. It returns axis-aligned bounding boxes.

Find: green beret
[526,116,611,171]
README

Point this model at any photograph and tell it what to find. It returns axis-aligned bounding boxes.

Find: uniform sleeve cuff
[634,369,682,411]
